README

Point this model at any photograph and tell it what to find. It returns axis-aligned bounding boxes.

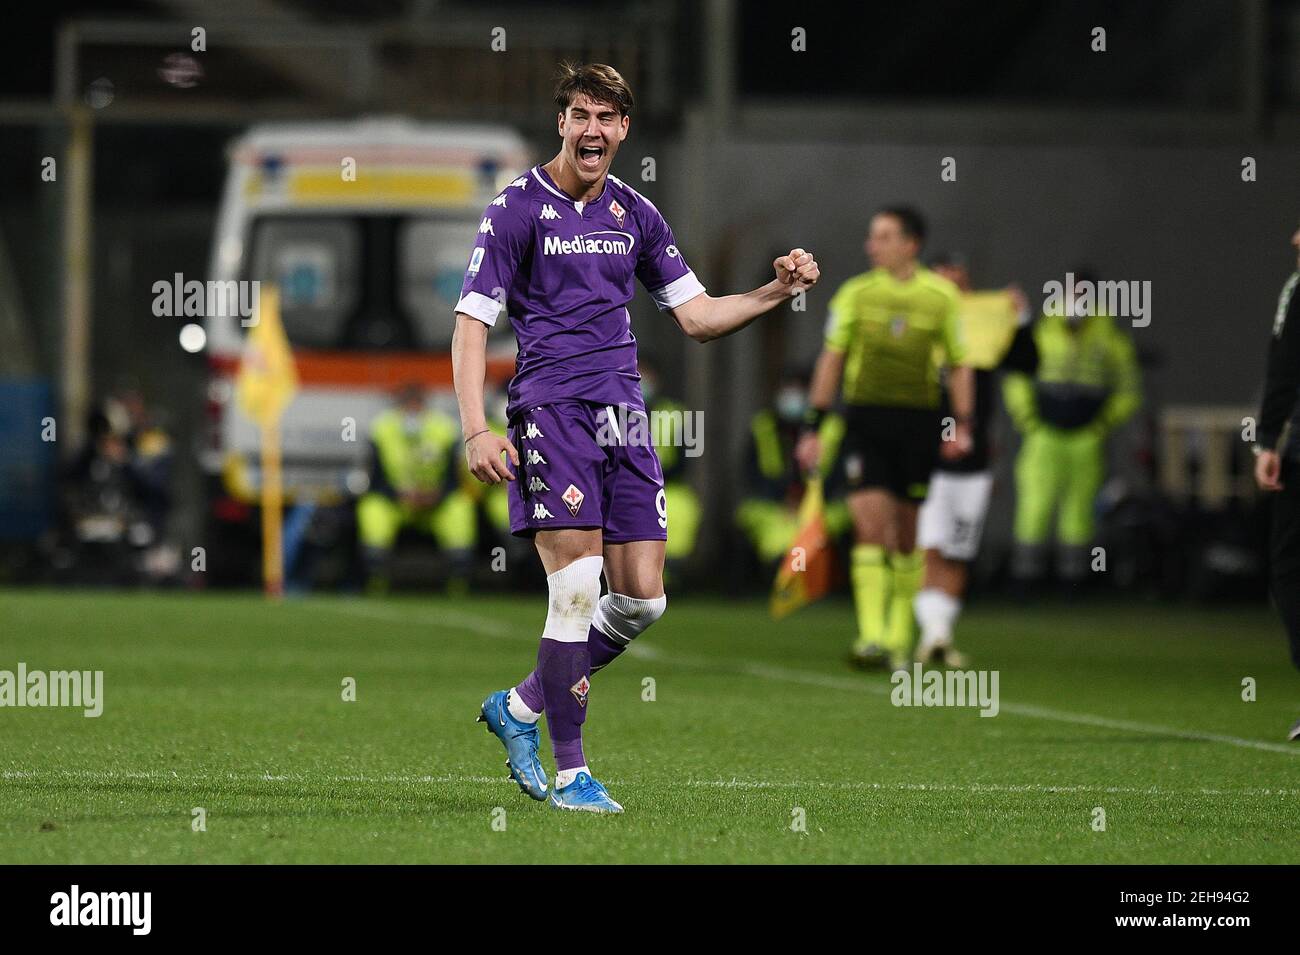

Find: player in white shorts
[915,254,1037,665]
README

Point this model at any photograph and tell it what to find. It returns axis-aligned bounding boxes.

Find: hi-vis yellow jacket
[1003,312,1141,434]
[369,408,459,495]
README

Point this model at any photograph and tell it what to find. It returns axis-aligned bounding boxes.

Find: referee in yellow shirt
[797,207,975,671]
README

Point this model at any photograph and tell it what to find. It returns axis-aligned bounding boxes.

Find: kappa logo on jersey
[541,230,635,257]
[526,449,547,465]
[479,218,495,236]
[527,476,550,493]
[524,421,544,439]
[569,674,590,707]
[532,503,554,520]
[508,176,528,189]
[561,483,585,516]
[490,193,508,208]
[608,198,625,226]
[539,204,561,221]
[467,247,485,276]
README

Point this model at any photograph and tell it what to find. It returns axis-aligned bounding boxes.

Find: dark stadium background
[2,0,1298,595]
[2,0,1300,878]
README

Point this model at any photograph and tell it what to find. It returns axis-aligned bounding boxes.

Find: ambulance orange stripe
[211,350,514,389]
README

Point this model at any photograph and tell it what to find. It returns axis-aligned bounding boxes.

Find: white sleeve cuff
[650,270,706,311]
[454,291,502,327]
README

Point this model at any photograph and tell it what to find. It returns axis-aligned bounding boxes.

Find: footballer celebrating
[452,63,819,812]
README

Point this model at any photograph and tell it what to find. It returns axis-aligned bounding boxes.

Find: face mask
[775,388,806,423]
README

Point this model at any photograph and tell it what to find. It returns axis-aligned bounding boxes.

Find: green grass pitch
[1,588,1296,864]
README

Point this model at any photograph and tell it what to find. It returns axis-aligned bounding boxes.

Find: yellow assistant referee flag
[770,476,834,620]
[955,290,1019,371]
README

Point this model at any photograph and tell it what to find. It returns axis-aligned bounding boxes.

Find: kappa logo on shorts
[532,503,554,520]
[570,674,591,707]
[527,476,550,493]
[561,484,584,516]
[524,421,544,439]
[526,449,547,465]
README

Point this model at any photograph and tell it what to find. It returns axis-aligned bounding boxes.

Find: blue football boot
[548,771,623,814]
[476,690,548,801]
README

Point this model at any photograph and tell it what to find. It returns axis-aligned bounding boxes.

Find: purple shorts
[507,401,668,543]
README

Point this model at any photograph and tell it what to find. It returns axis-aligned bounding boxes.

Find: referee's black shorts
[839,403,942,501]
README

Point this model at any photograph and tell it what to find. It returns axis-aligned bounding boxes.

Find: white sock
[914,588,961,647]
[556,765,589,789]
[542,555,604,643]
[506,688,540,724]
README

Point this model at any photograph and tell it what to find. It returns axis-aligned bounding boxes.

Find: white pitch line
[302,600,521,641]
[2,769,1296,798]
[316,601,1300,757]
[724,659,1300,757]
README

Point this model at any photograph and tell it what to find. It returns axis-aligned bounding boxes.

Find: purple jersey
[454,166,705,419]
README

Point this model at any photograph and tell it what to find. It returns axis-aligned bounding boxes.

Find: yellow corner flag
[770,475,834,620]
[235,284,298,598]
[236,284,298,426]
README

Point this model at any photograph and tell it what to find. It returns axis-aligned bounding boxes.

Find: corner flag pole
[234,283,298,600]
[261,418,284,599]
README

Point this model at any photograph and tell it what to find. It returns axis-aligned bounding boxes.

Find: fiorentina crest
[570,675,591,707]
[562,483,585,516]
[608,198,625,227]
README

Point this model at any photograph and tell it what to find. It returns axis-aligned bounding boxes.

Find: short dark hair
[874,206,927,247]
[554,62,634,117]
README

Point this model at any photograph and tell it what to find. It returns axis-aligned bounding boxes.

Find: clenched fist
[774,248,820,293]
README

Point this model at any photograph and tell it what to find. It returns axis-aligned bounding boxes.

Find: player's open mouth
[578,145,604,168]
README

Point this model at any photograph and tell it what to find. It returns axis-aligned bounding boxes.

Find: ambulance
[201,118,528,579]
